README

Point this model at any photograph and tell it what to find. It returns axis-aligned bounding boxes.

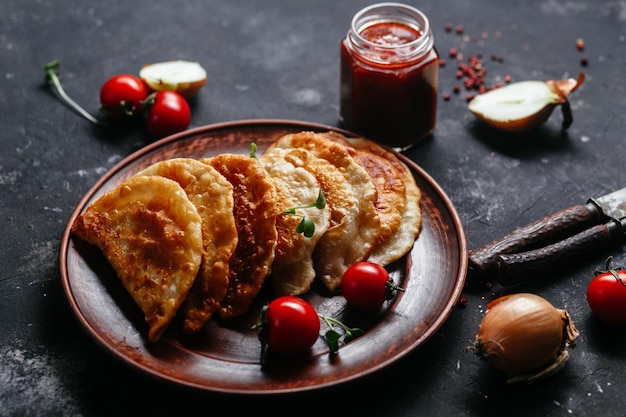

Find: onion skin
[472,293,579,376]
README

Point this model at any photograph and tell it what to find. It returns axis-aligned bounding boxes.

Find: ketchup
[340,4,439,149]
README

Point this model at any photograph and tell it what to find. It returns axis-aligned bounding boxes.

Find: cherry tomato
[144,91,191,138]
[99,74,148,118]
[264,296,320,355]
[341,261,402,310]
[586,258,626,324]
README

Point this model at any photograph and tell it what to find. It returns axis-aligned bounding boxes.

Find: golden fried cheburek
[201,154,279,320]
[263,132,380,291]
[135,158,238,334]
[70,131,423,343]
[326,133,407,263]
[259,155,331,296]
[344,137,422,265]
[71,175,203,342]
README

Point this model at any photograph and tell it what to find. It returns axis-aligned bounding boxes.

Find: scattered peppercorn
[457,296,468,309]
[576,38,585,51]
[580,56,588,66]
[440,26,511,102]
[439,58,446,67]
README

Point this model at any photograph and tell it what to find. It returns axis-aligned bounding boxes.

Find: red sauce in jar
[340,19,439,149]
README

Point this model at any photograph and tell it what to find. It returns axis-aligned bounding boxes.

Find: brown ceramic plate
[59,119,467,395]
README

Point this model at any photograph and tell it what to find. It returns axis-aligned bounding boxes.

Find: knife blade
[468,187,626,279]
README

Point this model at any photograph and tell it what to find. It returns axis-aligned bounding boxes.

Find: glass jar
[340,3,439,150]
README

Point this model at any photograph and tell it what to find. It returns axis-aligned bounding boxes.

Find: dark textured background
[1,0,625,416]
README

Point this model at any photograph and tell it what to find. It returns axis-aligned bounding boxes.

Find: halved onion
[139,60,207,99]
[468,73,585,132]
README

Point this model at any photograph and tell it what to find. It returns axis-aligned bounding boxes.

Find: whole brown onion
[471,293,579,381]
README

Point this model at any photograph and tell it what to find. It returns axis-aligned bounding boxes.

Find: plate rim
[59,118,467,394]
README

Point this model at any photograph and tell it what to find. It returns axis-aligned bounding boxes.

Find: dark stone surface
[1,0,625,415]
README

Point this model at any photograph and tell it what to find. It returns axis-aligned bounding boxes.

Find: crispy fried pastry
[259,155,331,296]
[135,158,238,334]
[344,137,422,265]
[201,154,279,319]
[71,175,203,342]
[263,132,380,291]
[326,133,407,262]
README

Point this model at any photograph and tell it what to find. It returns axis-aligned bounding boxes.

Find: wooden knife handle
[494,222,619,286]
[468,203,602,276]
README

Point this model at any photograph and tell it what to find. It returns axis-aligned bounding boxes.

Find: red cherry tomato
[341,261,402,310]
[144,91,191,138]
[586,258,626,324]
[99,74,148,118]
[265,296,320,355]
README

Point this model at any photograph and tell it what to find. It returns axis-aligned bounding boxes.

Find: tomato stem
[44,60,108,127]
[252,305,270,365]
[385,277,405,300]
[595,256,626,287]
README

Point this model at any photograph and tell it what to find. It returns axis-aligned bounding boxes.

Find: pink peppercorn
[457,296,468,308]
[576,38,585,51]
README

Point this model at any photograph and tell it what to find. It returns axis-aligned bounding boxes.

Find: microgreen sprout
[282,190,326,238]
[249,142,258,158]
[318,314,364,355]
[43,60,107,127]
